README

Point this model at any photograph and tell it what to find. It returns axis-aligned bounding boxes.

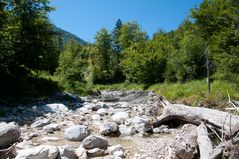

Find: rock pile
[1,90,238,159]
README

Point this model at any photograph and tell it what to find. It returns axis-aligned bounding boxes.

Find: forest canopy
[0,0,238,97]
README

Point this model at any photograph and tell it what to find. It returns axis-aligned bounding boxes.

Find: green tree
[111,19,124,82]
[121,31,171,84]
[165,21,207,82]
[112,19,123,54]
[0,0,61,96]
[56,40,87,90]
[93,28,116,83]
[119,22,148,50]
[12,0,59,73]
[119,22,149,83]
[120,42,146,83]
[191,0,239,79]
[0,1,11,76]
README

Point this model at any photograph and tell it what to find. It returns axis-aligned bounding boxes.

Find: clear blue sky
[49,0,202,43]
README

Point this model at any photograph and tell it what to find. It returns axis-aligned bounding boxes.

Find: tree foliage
[1,0,239,97]
[93,28,117,84]
[111,19,125,82]
[119,22,148,50]
[192,0,239,78]
[165,21,207,82]
[112,19,123,54]
[56,40,87,84]
[54,0,239,93]
[0,0,61,97]
[12,0,59,73]
[121,30,170,83]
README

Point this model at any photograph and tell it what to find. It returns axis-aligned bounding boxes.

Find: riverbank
[93,80,239,109]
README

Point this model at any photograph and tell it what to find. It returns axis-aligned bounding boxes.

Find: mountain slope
[53,25,87,46]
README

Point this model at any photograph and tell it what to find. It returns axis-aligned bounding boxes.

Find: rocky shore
[0,91,238,159]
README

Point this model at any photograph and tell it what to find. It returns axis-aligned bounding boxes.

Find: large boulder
[64,125,90,141]
[43,103,69,113]
[131,117,151,134]
[169,124,198,159]
[58,145,77,159]
[100,122,120,136]
[31,118,51,128]
[81,135,108,149]
[0,122,21,148]
[111,112,129,124]
[15,145,59,159]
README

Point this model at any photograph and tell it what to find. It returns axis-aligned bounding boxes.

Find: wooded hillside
[0,0,238,102]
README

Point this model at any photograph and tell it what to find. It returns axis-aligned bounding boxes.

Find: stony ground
[0,91,185,159]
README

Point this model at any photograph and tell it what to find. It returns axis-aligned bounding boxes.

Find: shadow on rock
[0,92,84,125]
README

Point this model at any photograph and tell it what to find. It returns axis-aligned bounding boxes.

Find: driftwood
[154,103,239,138]
[226,90,239,112]
[154,96,239,159]
[197,123,213,159]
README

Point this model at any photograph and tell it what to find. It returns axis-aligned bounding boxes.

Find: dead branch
[226,90,239,112]
[197,123,213,159]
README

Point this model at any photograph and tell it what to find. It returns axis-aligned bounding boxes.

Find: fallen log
[153,97,239,159]
[154,103,239,138]
[197,123,213,159]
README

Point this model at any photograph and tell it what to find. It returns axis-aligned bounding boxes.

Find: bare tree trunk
[205,46,211,94]
[197,123,213,159]
[154,104,239,138]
